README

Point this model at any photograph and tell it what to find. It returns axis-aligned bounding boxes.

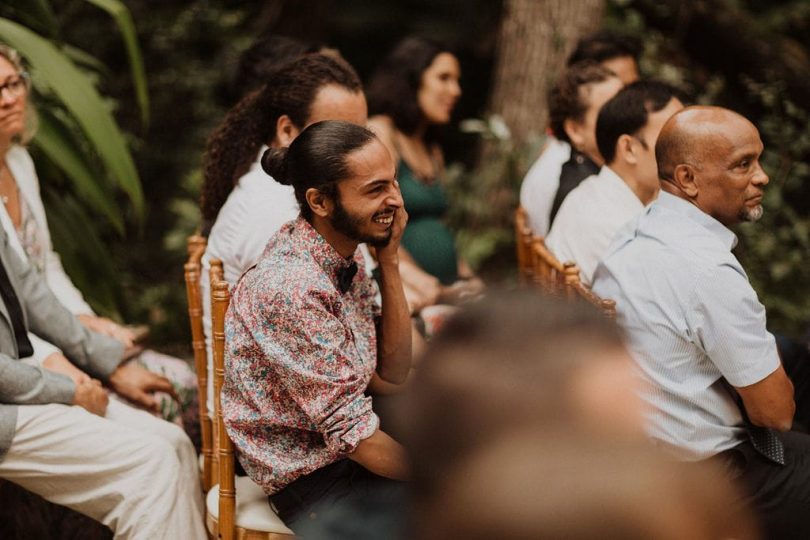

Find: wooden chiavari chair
[183,235,216,492]
[512,213,618,318]
[207,276,294,540]
[563,262,617,319]
[530,236,568,295]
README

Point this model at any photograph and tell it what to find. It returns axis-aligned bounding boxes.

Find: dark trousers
[716,432,810,540]
[717,335,810,539]
[269,459,403,535]
[777,334,810,430]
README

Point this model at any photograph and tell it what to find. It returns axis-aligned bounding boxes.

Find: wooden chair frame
[563,263,617,319]
[184,235,215,492]
[512,212,617,318]
[208,260,224,500]
[210,278,235,539]
[208,273,294,540]
[530,236,568,295]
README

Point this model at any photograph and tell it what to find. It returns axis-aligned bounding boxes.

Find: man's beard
[740,204,764,223]
[331,198,393,247]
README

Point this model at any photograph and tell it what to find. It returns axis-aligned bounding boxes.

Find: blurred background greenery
[0,0,807,351]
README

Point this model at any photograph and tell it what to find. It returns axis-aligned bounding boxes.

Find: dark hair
[232,34,322,97]
[548,61,617,144]
[567,31,641,66]
[261,120,377,220]
[200,53,362,226]
[595,79,683,165]
[367,36,454,138]
[401,290,625,501]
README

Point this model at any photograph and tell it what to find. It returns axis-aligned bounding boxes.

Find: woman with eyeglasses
[0,45,199,433]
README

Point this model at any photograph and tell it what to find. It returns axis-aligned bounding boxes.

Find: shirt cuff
[38,369,76,405]
[323,394,379,456]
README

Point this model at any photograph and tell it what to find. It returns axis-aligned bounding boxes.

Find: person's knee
[137,433,180,472]
[160,422,196,459]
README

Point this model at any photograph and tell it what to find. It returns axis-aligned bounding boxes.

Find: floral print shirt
[223,216,380,495]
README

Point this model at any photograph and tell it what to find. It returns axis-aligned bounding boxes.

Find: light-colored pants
[0,400,206,539]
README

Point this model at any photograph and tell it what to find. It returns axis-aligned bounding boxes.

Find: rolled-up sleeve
[686,264,780,387]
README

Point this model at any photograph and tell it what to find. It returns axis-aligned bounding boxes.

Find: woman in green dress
[367,37,484,312]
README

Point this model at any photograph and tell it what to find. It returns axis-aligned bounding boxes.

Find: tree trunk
[489,0,606,145]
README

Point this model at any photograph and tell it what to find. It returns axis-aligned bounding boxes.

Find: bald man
[593,106,810,537]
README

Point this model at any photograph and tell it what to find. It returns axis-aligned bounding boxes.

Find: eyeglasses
[0,73,29,99]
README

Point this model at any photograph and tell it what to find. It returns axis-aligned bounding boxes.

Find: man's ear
[563,118,585,151]
[305,187,333,218]
[274,115,301,147]
[615,134,636,165]
[672,164,699,198]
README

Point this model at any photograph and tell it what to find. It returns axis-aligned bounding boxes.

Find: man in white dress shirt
[547,80,683,284]
[519,63,622,236]
[592,106,810,538]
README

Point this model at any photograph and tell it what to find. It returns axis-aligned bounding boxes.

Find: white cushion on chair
[206,476,294,534]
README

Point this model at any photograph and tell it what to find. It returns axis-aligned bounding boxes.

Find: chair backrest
[212,276,236,540]
[210,258,224,285]
[563,263,617,319]
[514,206,535,285]
[183,235,215,491]
[530,236,568,295]
[187,234,206,259]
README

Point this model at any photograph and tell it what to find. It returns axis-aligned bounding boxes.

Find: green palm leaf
[81,0,149,127]
[34,109,124,234]
[1,0,59,39]
[0,17,145,217]
[62,44,110,76]
[43,190,121,317]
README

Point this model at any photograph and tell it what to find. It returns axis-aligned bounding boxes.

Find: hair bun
[261,147,292,185]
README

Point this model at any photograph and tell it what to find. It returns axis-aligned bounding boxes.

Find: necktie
[337,262,358,294]
[746,423,786,465]
[549,150,600,227]
[0,258,33,358]
[722,379,785,465]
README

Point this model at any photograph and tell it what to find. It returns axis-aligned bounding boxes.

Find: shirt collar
[656,191,738,250]
[601,166,629,188]
[290,216,358,288]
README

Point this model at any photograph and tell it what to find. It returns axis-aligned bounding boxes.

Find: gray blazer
[0,226,123,459]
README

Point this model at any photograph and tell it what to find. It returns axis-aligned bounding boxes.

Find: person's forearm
[348,428,408,480]
[367,370,413,395]
[377,255,412,384]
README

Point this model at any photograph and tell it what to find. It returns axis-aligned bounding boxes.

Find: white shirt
[519,137,571,236]
[546,166,644,285]
[3,146,95,365]
[201,149,299,409]
[592,192,779,461]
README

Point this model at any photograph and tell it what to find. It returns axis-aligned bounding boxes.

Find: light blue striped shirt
[592,191,780,461]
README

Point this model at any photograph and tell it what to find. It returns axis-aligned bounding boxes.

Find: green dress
[398,160,458,285]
